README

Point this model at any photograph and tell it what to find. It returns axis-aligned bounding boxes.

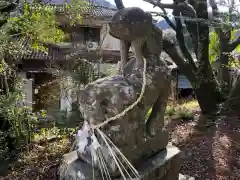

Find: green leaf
[209,31,220,64]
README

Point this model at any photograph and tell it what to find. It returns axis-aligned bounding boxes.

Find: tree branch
[209,0,219,17]
[0,0,19,12]
[143,0,175,9]
[212,0,230,48]
[228,36,240,52]
[159,13,176,31]
[144,0,196,70]
[173,10,197,70]
[175,2,200,60]
[212,0,239,53]
[143,0,176,30]
[162,29,196,77]
[163,36,196,83]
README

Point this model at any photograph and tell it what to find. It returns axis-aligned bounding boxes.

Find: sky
[106,0,240,20]
[107,0,173,21]
[107,0,172,12]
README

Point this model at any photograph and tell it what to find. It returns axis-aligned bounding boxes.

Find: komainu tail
[114,0,124,9]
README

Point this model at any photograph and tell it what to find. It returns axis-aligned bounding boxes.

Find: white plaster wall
[60,77,73,114]
[17,72,33,108]
[60,89,72,112]
[100,24,134,52]
[100,24,120,51]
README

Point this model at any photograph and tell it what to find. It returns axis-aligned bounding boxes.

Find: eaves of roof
[47,3,117,19]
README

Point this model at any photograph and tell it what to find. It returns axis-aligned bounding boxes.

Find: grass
[177,100,199,110]
[20,137,70,165]
[165,106,176,116]
[166,100,199,120]
[3,137,71,179]
[176,107,194,120]
[32,127,76,143]
[146,99,200,121]
[0,126,75,179]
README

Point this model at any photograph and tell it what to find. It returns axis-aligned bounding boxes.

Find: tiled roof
[28,0,117,18]
[15,36,101,63]
[49,4,117,19]
[81,5,117,18]
[13,36,51,61]
[23,49,50,60]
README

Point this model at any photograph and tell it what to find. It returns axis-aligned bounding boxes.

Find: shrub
[165,106,176,116]
[176,107,194,120]
[0,130,8,160]
[0,79,43,153]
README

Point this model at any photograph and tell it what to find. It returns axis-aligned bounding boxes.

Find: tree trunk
[163,29,223,114]
[223,75,240,116]
[194,81,223,114]
[219,54,231,94]
[192,0,223,113]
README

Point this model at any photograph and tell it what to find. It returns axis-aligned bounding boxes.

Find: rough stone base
[179,174,195,180]
[116,145,181,180]
[59,145,181,180]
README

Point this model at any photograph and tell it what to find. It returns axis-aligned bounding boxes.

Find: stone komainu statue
[58,1,174,179]
[108,0,163,72]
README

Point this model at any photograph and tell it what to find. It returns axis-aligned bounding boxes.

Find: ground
[166,113,240,180]
[0,101,240,180]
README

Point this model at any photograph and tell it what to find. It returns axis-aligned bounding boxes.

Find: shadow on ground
[165,114,240,180]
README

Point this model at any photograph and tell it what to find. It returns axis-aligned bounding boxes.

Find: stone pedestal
[60,145,181,180]
[179,174,195,180]
[116,145,181,180]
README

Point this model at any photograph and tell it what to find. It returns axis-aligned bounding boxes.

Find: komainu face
[109,7,153,41]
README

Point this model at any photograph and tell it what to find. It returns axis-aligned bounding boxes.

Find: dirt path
[166,115,240,180]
